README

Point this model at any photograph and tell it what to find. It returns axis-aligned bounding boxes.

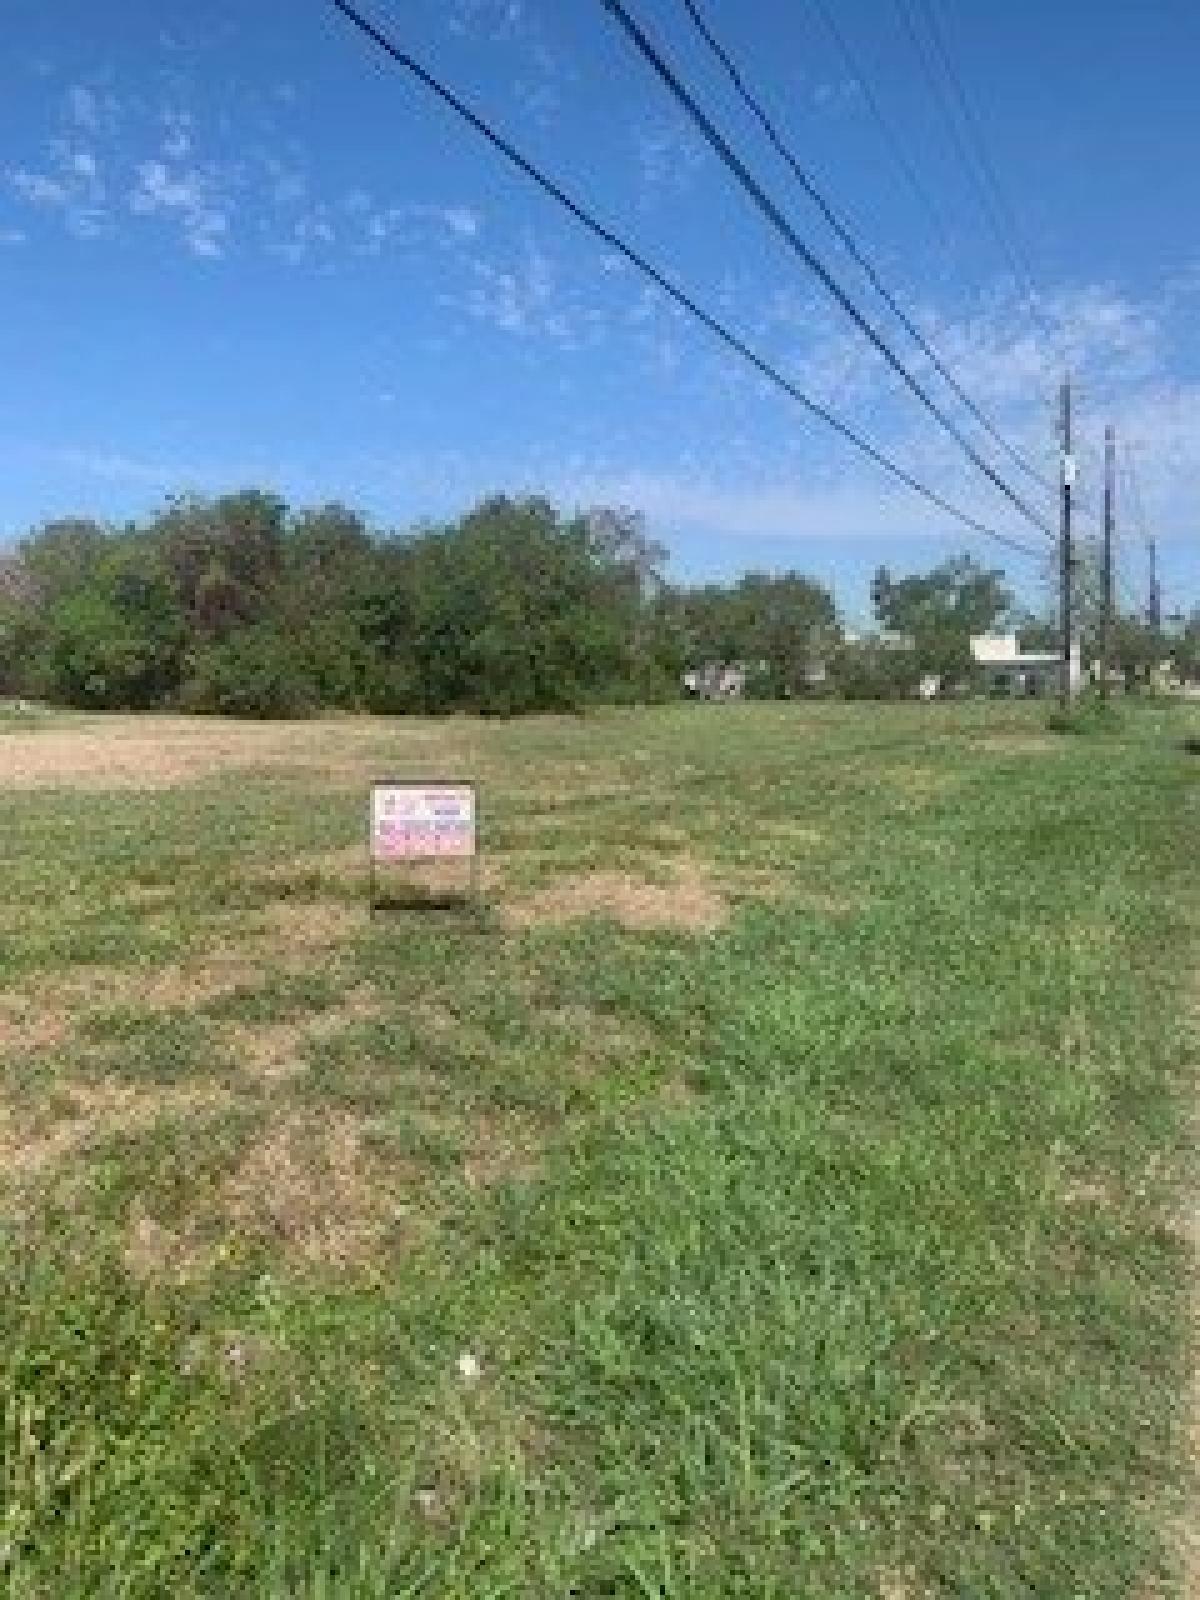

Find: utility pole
[1101,424,1115,701]
[1148,537,1161,632]
[1059,376,1074,705]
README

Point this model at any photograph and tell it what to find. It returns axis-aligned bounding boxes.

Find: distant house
[683,662,750,700]
[841,628,915,651]
[970,632,1081,697]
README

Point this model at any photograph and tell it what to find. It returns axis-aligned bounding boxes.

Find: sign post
[368,779,480,915]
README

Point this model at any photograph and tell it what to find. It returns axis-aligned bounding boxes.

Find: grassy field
[0,700,1195,1596]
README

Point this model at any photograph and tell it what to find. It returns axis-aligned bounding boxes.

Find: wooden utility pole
[1148,537,1161,631]
[1101,424,1115,700]
[1059,377,1074,705]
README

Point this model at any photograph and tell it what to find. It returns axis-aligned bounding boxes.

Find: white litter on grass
[456,1350,481,1382]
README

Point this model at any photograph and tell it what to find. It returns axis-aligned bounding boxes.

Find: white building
[970,632,1081,697]
[682,662,750,699]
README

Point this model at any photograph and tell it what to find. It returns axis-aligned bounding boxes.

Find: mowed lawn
[0,700,1195,1597]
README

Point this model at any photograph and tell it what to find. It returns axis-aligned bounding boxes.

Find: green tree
[182,624,319,718]
[275,504,380,707]
[0,556,39,695]
[872,554,1012,680]
[679,571,837,695]
[828,639,922,700]
[18,518,109,606]
[1171,609,1200,682]
[158,491,286,642]
[36,537,184,708]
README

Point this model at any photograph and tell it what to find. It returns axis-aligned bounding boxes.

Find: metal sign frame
[367,777,481,916]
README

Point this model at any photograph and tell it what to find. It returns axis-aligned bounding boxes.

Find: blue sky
[2,0,1197,623]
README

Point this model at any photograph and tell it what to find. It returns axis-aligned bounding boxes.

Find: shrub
[1045,694,1124,735]
[829,643,922,701]
[181,625,318,719]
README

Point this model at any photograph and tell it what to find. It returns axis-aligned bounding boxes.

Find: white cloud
[51,448,194,487]
[356,200,482,254]
[9,169,70,207]
[271,207,337,265]
[456,238,575,339]
[129,158,229,258]
[65,83,120,134]
[44,448,294,496]
[68,209,110,241]
[8,142,110,238]
[554,462,916,542]
[448,0,525,39]
[634,117,706,195]
[438,205,481,239]
[0,227,26,246]
[67,85,99,131]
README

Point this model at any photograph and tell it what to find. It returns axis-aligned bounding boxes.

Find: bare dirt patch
[0,1078,231,1182]
[0,1008,67,1062]
[2,903,364,1053]
[976,733,1059,756]
[123,1214,214,1282]
[2,952,269,1055]
[251,845,366,891]
[221,986,382,1085]
[507,860,728,934]
[220,1112,412,1268]
[1,715,457,792]
[885,765,953,800]
[369,857,504,903]
[263,900,364,951]
[461,1111,543,1191]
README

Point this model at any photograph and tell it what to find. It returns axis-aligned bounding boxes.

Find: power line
[1122,444,1151,548]
[805,0,953,251]
[893,0,1035,302]
[1123,444,1162,625]
[598,0,1056,542]
[894,0,1091,428]
[920,0,1039,298]
[1111,529,1143,618]
[325,0,1045,561]
[677,0,1054,497]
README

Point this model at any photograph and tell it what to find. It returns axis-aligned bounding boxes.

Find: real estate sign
[370,782,476,860]
[368,780,480,912]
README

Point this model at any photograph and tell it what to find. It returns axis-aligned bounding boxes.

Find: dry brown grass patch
[7,951,261,1036]
[976,733,1059,755]
[0,1078,231,1183]
[507,858,728,933]
[369,857,503,902]
[222,986,382,1084]
[264,899,363,950]
[220,1112,412,1268]
[0,911,361,1064]
[0,1007,68,1061]
[462,1111,543,1191]
[1,715,461,792]
[885,765,952,800]
[123,1214,215,1282]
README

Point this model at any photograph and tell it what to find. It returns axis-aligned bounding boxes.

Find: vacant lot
[1,700,1195,1596]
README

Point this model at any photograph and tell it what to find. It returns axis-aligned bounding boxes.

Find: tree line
[0,492,830,716]
[0,490,1191,716]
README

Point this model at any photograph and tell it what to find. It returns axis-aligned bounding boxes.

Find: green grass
[0,700,1195,1596]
